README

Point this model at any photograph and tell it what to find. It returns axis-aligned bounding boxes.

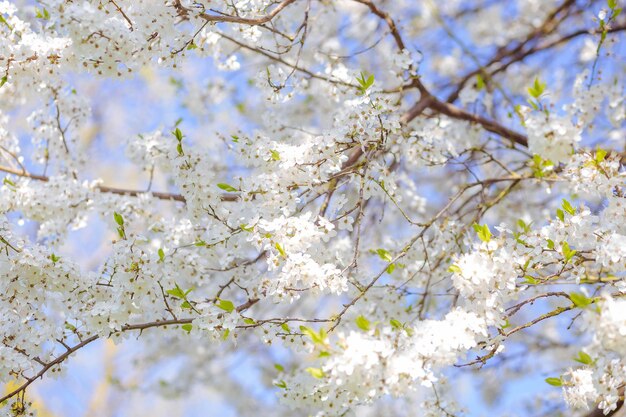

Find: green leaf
[186,41,198,50]
[274,380,287,389]
[172,127,184,142]
[274,363,284,372]
[546,239,555,250]
[270,150,280,161]
[243,317,255,325]
[545,377,562,387]
[448,264,462,274]
[305,367,325,379]
[476,73,485,90]
[217,183,238,192]
[472,223,492,242]
[390,319,403,329]
[35,8,50,19]
[281,323,291,333]
[517,219,531,233]
[113,212,124,226]
[595,148,608,164]
[299,326,327,345]
[528,77,547,98]
[49,253,60,263]
[376,248,393,262]
[556,209,565,222]
[158,248,165,262]
[570,292,592,309]
[574,351,593,365]
[181,324,193,333]
[562,199,576,216]
[523,275,538,285]
[355,71,375,95]
[166,285,185,299]
[275,242,287,258]
[217,298,235,313]
[561,241,577,263]
[608,0,617,10]
[0,75,7,89]
[355,315,371,331]
[0,15,10,29]
[181,301,192,309]
[176,143,184,156]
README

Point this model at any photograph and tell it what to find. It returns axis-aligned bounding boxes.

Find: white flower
[563,368,597,409]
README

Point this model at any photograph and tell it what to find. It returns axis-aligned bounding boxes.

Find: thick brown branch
[429,99,528,147]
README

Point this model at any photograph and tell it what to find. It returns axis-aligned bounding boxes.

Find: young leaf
[523,275,538,285]
[472,223,491,242]
[275,242,287,258]
[299,325,326,345]
[113,212,124,226]
[217,183,238,192]
[545,377,562,387]
[562,199,576,216]
[574,351,593,365]
[376,248,393,262]
[556,209,565,222]
[181,324,192,333]
[476,73,485,90]
[166,286,185,299]
[570,292,592,308]
[595,148,608,164]
[35,8,50,19]
[305,367,325,379]
[561,241,577,263]
[448,264,462,274]
[158,248,165,262]
[355,315,371,331]
[528,77,547,98]
[172,127,184,142]
[390,319,403,329]
[217,298,235,313]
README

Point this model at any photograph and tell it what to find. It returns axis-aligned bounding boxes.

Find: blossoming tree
[0,0,625,415]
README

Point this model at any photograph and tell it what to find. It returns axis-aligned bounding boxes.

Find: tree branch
[0,165,240,203]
